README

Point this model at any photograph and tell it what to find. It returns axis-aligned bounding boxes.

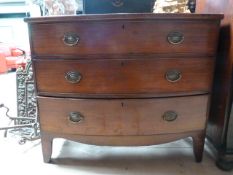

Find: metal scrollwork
[0,60,40,144]
[16,60,38,124]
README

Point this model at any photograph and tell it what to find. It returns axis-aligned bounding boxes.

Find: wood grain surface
[38,95,208,136]
[29,19,220,56]
[34,57,214,97]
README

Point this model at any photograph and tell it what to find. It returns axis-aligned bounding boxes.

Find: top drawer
[27,15,221,57]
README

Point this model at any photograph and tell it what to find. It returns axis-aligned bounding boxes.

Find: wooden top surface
[24,13,224,23]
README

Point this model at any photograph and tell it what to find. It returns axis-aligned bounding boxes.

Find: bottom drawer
[38,95,209,136]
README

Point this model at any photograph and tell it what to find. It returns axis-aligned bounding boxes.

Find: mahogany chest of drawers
[25,13,223,163]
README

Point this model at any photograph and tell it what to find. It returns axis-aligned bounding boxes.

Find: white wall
[0,17,29,50]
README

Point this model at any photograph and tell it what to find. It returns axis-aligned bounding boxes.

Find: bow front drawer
[29,19,219,57]
[38,95,208,136]
[34,57,214,97]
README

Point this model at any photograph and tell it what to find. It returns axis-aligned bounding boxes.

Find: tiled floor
[0,72,232,175]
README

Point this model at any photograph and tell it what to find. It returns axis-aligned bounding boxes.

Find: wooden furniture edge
[24,13,224,23]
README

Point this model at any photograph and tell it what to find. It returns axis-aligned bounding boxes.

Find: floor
[0,72,232,175]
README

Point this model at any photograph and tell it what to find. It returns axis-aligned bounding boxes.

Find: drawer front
[34,58,214,97]
[38,95,209,136]
[30,20,219,56]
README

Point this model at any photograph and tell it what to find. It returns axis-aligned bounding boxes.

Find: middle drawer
[34,57,214,97]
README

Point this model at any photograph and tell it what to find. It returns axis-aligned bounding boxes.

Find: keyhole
[122,24,125,30]
[121,102,124,107]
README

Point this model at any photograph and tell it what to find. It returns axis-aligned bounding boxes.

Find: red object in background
[0,43,26,73]
[0,51,7,73]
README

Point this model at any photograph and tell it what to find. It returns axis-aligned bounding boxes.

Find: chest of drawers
[25,13,223,163]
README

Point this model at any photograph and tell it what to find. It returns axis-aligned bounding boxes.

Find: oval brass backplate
[69,112,84,123]
[165,69,182,83]
[65,71,82,84]
[63,33,80,46]
[163,111,178,122]
[167,31,184,45]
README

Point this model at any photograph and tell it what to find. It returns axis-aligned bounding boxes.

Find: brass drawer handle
[167,31,184,45]
[63,33,80,46]
[112,0,124,7]
[165,69,182,83]
[65,71,82,84]
[69,112,84,123]
[163,111,178,122]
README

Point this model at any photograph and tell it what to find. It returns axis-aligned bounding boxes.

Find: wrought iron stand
[0,60,40,144]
